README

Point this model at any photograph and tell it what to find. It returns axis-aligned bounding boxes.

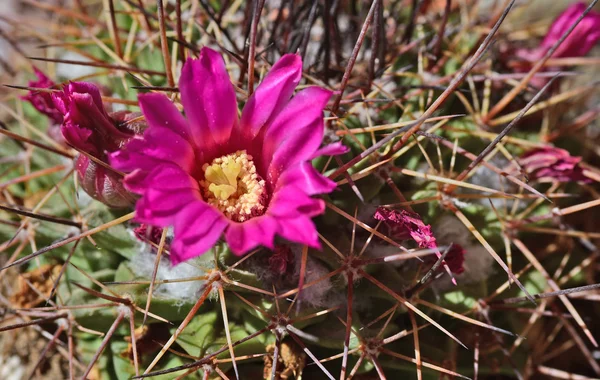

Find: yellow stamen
[200,150,267,222]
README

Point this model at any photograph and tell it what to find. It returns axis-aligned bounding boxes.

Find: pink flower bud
[53,82,134,155]
[520,3,600,61]
[52,82,147,208]
[519,146,590,183]
[74,154,138,208]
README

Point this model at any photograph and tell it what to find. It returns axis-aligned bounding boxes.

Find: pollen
[200,150,267,222]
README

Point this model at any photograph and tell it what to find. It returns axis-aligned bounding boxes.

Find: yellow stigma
[204,161,241,200]
[200,150,267,222]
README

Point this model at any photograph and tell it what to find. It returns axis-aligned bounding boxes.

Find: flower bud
[52,82,147,208]
[518,3,600,61]
[74,155,138,208]
[518,146,590,183]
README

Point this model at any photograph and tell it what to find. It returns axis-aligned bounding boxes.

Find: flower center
[200,150,267,222]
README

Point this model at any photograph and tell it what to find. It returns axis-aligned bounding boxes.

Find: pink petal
[170,201,228,265]
[309,142,349,160]
[268,186,326,219]
[240,54,302,139]
[110,126,196,173]
[128,164,199,222]
[21,68,63,124]
[262,87,332,183]
[111,145,165,181]
[135,188,199,225]
[123,164,197,194]
[225,216,279,255]
[55,82,131,154]
[66,82,106,113]
[278,162,337,195]
[538,2,600,58]
[138,93,192,142]
[179,48,238,150]
[277,216,321,249]
[62,125,94,153]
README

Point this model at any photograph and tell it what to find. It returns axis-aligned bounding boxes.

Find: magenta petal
[123,164,198,194]
[111,126,195,173]
[62,125,94,153]
[538,2,600,58]
[170,202,228,265]
[225,216,278,255]
[278,216,321,249]
[21,68,63,124]
[54,82,131,155]
[135,188,198,225]
[269,185,326,218]
[179,48,238,149]
[309,142,349,160]
[64,82,106,113]
[278,162,337,195]
[111,141,167,177]
[139,93,192,142]
[120,170,150,194]
[262,87,332,182]
[297,198,326,218]
[267,119,325,185]
[240,54,302,139]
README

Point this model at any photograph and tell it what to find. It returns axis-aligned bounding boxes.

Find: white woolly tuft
[432,215,473,247]
[357,197,381,223]
[76,186,94,208]
[292,246,334,308]
[0,355,24,380]
[56,51,98,79]
[130,249,207,301]
[459,244,496,284]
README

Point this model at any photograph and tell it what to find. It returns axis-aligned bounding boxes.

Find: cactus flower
[111,47,346,264]
[519,146,590,183]
[519,2,600,61]
[52,82,143,208]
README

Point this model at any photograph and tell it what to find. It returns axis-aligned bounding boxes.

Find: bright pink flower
[52,82,144,207]
[21,68,64,125]
[111,47,346,264]
[519,2,600,61]
[373,207,437,249]
[519,146,589,183]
